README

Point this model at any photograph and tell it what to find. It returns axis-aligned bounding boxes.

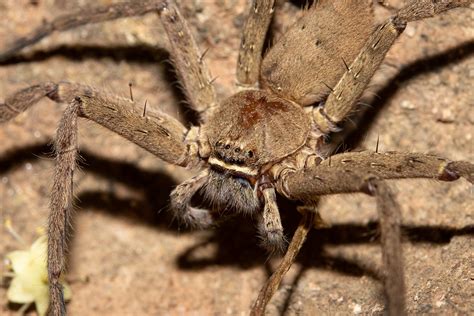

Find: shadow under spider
[0,44,200,125]
[0,44,170,66]
[0,142,184,231]
[344,40,474,150]
[177,206,473,273]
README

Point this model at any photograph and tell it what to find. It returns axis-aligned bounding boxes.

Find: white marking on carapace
[208,157,258,176]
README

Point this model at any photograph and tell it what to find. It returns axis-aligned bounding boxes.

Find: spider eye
[225,144,231,150]
[215,141,221,147]
[247,150,254,158]
[234,148,241,153]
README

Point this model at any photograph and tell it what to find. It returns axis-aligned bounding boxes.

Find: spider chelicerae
[0,0,472,315]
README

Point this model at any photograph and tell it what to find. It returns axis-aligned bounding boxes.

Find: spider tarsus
[44,82,60,101]
[180,207,215,229]
[170,173,216,229]
[258,229,287,255]
[47,281,66,316]
[0,82,60,123]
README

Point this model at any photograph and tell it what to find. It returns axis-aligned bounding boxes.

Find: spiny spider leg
[312,0,471,133]
[259,186,284,253]
[159,1,217,120]
[318,151,474,183]
[0,82,56,122]
[236,0,275,88]
[276,151,472,315]
[0,0,165,63]
[0,1,217,121]
[368,179,405,315]
[252,176,409,315]
[0,82,189,165]
[251,207,316,316]
[1,85,192,314]
[170,171,214,228]
[47,99,80,316]
[281,151,473,200]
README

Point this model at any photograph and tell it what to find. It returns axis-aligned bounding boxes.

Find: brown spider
[0,0,472,315]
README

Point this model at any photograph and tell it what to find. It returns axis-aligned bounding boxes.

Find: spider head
[202,116,264,216]
[170,136,263,228]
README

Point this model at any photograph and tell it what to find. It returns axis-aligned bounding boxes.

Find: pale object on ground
[5,236,72,316]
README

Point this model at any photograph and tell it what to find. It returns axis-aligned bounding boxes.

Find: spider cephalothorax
[172,89,311,245]
[0,0,472,315]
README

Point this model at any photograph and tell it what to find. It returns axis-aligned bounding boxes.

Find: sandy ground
[0,0,473,315]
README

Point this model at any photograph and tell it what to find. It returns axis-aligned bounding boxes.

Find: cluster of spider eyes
[215,141,254,158]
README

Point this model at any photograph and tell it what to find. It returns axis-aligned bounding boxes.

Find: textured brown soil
[0,1,473,315]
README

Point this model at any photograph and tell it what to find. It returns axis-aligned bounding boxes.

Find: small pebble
[469,68,474,78]
[353,303,362,315]
[429,75,441,85]
[400,100,415,110]
[405,25,416,37]
[435,299,446,308]
[437,108,455,123]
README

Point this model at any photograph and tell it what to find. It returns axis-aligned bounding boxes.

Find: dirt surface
[0,1,473,315]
